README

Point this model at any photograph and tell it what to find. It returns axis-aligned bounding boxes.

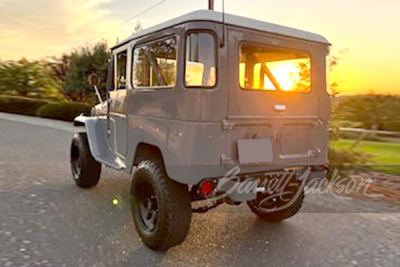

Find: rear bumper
[194,165,329,203]
[300,165,329,187]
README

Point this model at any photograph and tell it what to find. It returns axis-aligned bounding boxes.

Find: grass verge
[333,139,400,175]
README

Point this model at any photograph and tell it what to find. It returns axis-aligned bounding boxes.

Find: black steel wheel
[70,133,101,188]
[136,181,159,233]
[131,159,191,251]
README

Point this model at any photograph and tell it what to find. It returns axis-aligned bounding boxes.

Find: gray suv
[70,10,331,250]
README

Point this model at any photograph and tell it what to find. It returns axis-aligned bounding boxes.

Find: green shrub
[36,102,91,122]
[0,95,51,116]
[328,147,374,166]
[328,146,375,176]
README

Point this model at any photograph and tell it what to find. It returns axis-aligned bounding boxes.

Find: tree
[63,42,110,102]
[47,54,69,85]
[328,51,376,168]
[291,60,311,93]
[0,58,62,98]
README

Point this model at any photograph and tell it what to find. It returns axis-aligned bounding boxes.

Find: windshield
[239,44,311,93]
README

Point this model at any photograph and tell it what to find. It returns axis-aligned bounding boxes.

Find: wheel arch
[133,142,166,166]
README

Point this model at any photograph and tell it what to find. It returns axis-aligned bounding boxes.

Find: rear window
[239,44,311,93]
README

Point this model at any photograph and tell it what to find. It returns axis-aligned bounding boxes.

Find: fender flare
[72,114,109,161]
[73,114,89,128]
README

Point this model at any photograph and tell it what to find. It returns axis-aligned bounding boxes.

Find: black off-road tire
[131,160,192,251]
[70,133,101,188]
[247,180,305,222]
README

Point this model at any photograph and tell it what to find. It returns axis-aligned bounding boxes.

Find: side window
[116,51,128,89]
[132,37,177,88]
[185,32,216,87]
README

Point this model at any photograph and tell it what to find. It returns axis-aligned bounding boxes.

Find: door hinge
[313,119,324,128]
[222,119,235,130]
[221,154,234,165]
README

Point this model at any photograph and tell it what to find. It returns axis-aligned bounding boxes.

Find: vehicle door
[108,46,129,157]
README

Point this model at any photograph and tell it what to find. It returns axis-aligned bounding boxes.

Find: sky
[0,0,399,95]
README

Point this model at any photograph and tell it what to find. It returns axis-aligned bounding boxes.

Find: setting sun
[240,60,308,92]
[256,63,301,91]
[239,43,311,92]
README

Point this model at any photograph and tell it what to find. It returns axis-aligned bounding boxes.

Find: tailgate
[225,28,330,166]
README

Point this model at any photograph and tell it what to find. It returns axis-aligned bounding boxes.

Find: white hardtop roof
[115,10,329,48]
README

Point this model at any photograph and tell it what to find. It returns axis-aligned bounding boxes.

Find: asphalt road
[0,115,399,267]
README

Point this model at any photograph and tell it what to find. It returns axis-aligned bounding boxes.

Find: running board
[96,155,126,170]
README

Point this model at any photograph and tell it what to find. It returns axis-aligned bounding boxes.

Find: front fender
[73,115,110,161]
[73,114,89,127]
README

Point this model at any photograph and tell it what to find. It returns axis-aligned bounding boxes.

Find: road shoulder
[0,112,76,132]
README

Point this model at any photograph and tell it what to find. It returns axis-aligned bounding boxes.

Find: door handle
[274,104,287,112]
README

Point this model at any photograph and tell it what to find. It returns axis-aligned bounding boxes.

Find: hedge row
[36,102,91,122]
[0,95,50,116]
[0,95,91,122]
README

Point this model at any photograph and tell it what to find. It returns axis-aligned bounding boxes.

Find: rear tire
[70,133,101,188]
[247,178,304,222]
[131,159,191,251]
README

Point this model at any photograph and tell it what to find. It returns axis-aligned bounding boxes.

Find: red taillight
[199,180,214,197]
[322,165,329,173]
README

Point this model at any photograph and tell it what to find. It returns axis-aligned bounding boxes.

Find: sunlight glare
[111,198,120,206]
[269,64,300,91]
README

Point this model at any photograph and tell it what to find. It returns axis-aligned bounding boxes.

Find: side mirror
[88,73,103,104]
[88,73,100,86]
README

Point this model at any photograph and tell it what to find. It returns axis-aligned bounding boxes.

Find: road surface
[0,114,399,267]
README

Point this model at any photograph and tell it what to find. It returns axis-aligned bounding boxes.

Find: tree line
[0,42,109,103]
[338,94,400,132]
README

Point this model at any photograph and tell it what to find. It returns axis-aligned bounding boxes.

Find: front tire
[131,160,191,251]
[70,133,101,188]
